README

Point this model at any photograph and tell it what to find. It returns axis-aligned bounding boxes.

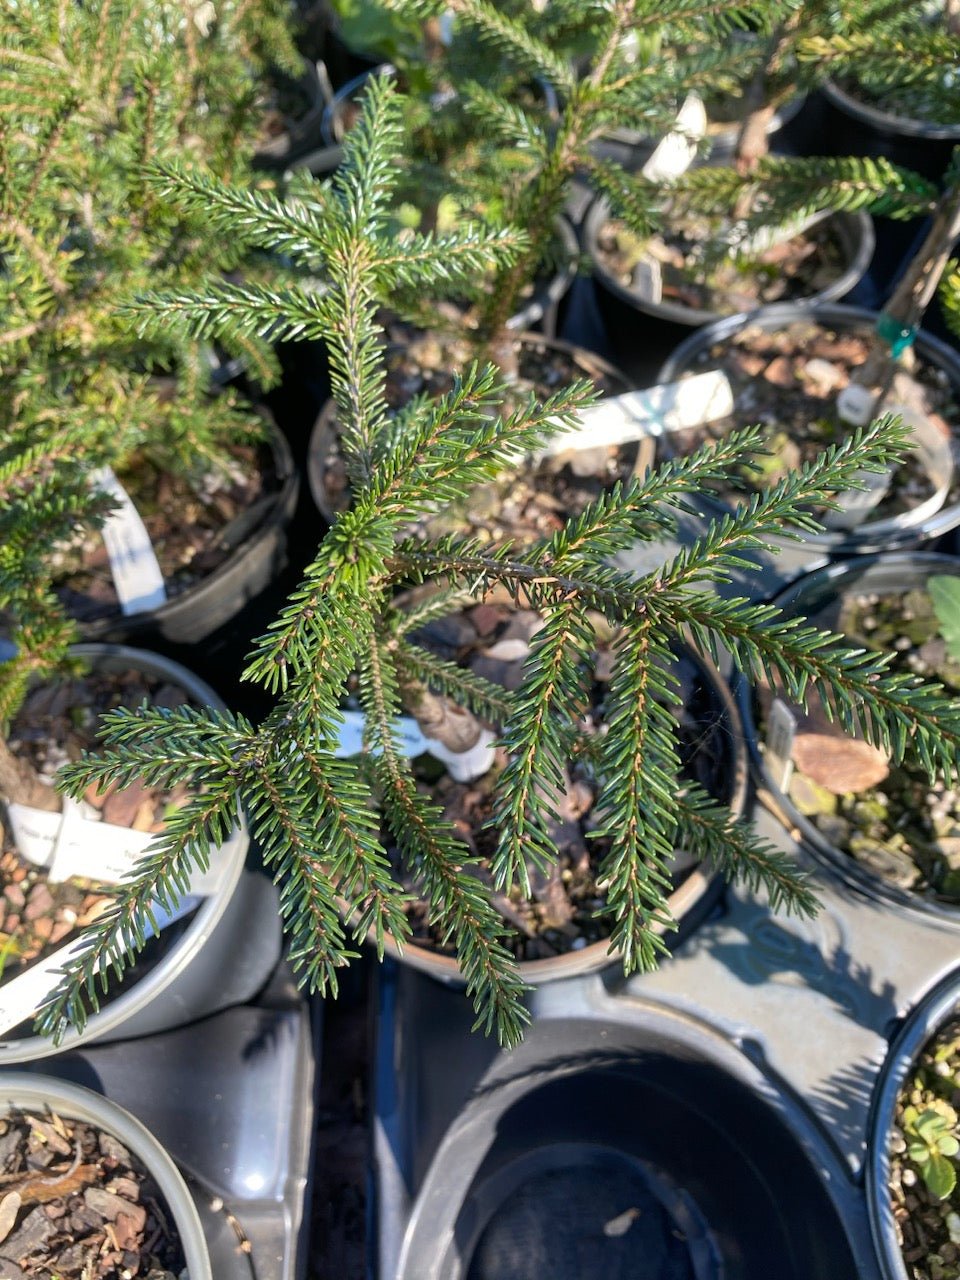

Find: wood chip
[0,1191,21,1243]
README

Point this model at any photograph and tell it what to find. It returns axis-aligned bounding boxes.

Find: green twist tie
[876,312,917,359]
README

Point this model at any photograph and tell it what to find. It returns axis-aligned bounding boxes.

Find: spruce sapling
[39,78,960,1049]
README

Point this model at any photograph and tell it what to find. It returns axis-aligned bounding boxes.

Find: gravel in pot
[360,591,745,983]
[309,323,636,530]
[51,415,298,646]
[742,553,960,921]
[0,646,260,1064]
[870,975,960,1280]
[586,197,872,325]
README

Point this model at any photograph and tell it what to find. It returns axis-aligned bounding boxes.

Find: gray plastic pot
[586,198,874,330]
[658,302,960,553]
[76,418,298,645]
[0,1073,212,1278]
[868,969,960,1280]
[739,552,960,929]
[0,644,282,1064]
[369,644,748,989]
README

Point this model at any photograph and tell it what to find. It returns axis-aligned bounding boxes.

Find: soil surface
[53,439,276,624]
[391,598,731,961]
[1,668,196,1028]
[594,213,847,316]
[0,1106,186,1279]
[891,1017,960,1280]
[666,320,959,522]
[762,582,960,903]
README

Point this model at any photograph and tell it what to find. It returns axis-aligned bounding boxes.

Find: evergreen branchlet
[41,79,960,1048]
[0,0,297,726]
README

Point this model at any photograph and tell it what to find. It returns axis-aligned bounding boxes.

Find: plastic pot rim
[584,200,875,328]
[736,550,960,930]
[362,643,748,988]
[656,302,960,553]
[76,416,298,642]
[867,968,960,1280]
[0,1072,212,1279]
[0,643,249,1063]
[821,78,960,144]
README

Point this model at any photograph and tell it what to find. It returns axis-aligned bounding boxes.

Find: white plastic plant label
[7,796,153,884]
[765,697,797,792]
[837,383,877,427]
[632,257,663,304]
[539,369,734,458]
[7,796,230,895]
[641,93,707,182]
[334,710,495,782]
[92,467,167,616]
[0,892,200,1039]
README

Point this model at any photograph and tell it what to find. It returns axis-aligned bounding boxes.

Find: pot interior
[404,1022,857,1279]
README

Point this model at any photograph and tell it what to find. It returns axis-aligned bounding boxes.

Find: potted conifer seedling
[304,0,795,531]
[0,0,300,646]
[36,76,960,1048]
[0,383,275,1062]
[585,0,943,350]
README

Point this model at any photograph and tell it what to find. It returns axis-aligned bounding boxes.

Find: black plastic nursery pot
[820,80,960,184]
[0,644,282,1064]
[71,418,299,647]
[739,552,960,930]
[0,1073,214,1279]
[253,54,329,169]
[868,969,960,1280]
[379,986,861,1280]
[585,198,874,372]
[657,302,960,555]
[364,642,747,990]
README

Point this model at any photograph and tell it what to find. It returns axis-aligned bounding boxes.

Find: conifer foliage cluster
[36,74,960,1048]
[0,0,296,711]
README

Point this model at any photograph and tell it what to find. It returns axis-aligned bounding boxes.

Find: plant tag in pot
[92,467,167,616]
[821,465,894,529]
[765,697,797,791]
[538,370,734,457]
[334,709,495,781]
[641,92,706,182]
[632,257,662,303]
[6,796,230,894]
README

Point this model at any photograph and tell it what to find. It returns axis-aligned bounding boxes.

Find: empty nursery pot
[0,1073,212,1279]
[0,644,282,1064]
[657,303,960,555]
[868,970,960,1280]
[393,1013,860,1279]
[739,552,960,928]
